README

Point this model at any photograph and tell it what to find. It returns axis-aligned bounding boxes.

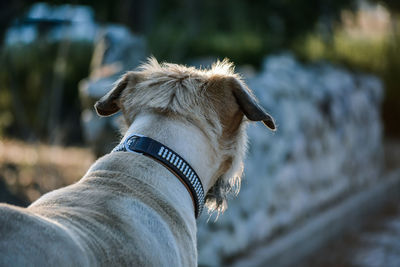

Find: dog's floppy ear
[229,77,276,130]
[95,72,137,116]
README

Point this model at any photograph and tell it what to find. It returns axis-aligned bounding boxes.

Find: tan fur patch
[205,76,245,141]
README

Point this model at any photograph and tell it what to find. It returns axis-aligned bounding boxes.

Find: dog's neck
[122,112,220,193]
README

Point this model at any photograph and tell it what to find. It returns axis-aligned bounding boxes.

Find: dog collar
[112,134,205,218]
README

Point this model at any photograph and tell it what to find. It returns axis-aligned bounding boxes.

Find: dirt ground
[300,139,400,267]
[301,200,400,267]
[0,138,95,206]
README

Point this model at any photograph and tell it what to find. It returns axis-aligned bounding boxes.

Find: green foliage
[0,86,12,137]
[145,0,357,65]
[188,32,264,66]
[3,0,358,66]
[0,41,93,142]
[293,25,400,136]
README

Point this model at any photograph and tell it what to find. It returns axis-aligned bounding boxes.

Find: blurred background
[0,0,399,266]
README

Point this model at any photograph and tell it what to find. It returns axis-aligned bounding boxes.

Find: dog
[0,58,275,266]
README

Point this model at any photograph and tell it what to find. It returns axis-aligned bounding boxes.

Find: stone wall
[197,54,383,266]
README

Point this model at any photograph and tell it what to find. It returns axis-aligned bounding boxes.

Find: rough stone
[197,54,384,266]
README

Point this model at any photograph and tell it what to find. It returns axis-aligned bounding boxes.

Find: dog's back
[0,204,88,266]
[0,152,196,266]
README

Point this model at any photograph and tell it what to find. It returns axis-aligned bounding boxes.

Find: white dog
[0,58,275,266]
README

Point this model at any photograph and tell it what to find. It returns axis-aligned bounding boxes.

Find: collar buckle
[124,134,144,154]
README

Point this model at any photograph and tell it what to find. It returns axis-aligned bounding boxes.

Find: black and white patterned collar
[112,134,205,218]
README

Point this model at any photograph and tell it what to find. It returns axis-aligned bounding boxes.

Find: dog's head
[95,57,275,214]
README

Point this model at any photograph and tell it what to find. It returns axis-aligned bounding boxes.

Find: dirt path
[0,139,95,205]
[301,200,400,267]
[301,140,400,267]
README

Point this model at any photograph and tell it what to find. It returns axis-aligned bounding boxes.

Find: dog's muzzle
[113,134,205,218]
